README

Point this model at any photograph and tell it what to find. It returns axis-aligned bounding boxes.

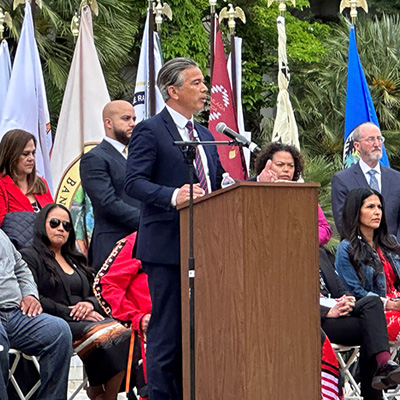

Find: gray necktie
[367,169,380,192]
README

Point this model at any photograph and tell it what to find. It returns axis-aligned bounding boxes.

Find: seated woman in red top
[0,129,53,225]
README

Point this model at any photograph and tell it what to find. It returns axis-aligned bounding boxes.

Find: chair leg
[332,345,363,400]
[8,350,41,400]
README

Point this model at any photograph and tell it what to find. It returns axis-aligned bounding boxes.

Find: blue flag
[343,25,389,168]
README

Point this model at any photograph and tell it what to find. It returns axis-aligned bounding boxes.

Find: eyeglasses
[357,136,385,144]
[49,218,72,232]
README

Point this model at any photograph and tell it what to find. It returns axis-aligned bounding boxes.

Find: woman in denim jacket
[335,187,400,342]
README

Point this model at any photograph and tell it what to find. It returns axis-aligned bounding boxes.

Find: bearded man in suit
[80,100,140,271]
[331,122,400,238]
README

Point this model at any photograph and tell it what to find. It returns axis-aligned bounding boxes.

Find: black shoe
[372,360,400,390]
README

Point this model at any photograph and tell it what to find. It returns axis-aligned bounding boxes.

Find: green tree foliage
[1,0,330,138]
[0,0,140,128]
[368,0,400,15]
[158,0,209,72]
[233,0,330,135]
[276,15,400,242]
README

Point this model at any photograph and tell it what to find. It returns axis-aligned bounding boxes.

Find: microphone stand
[174,139,243,400]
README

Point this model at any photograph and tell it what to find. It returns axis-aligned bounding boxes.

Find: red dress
[378,248,400,342]
[0,174,53,225]
[93,232,152,388]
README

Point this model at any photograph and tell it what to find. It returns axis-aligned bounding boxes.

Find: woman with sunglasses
[21,203,133,400]
[0,129,53,225]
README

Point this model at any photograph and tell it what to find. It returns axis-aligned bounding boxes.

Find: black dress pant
[142,262,182,400]
[322,295,389,400]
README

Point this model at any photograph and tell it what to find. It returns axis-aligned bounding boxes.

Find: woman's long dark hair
[341,187,400,281]
[32,203,94,285]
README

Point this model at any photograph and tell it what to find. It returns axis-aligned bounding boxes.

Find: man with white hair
[332,122,400,238]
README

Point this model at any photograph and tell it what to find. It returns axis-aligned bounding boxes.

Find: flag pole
[209,0,216,78]
[219,3,245,112]
[230,35,237,111]
[148,1,156,117]
[218,3,247,178]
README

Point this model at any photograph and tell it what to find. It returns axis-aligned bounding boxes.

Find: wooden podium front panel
[180,183,320,400]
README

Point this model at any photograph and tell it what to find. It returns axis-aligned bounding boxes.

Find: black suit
[125,107,224,400]
[331,162,400,239]
[80,139,140,271]
[320,248,388,400]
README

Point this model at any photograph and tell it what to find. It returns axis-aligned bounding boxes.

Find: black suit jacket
[331,162,400,239]
[125,107,225,265]
[20,247,103,322]
[80,139,140,270]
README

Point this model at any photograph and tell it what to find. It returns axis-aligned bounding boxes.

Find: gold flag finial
[154,1,172,33]
[339,0,368,24]
[209,0,217,14]
[267,0,296,16]
[0,8,12,40]
[80,0,99,16]
[70,11,80,37]
[13,0,43,10]
[219,3,245,35]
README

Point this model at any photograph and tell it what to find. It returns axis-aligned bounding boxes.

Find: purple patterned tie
[186,121,208,194]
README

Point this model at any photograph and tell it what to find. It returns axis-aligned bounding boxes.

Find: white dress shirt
[166,105,211,206]
[358,158,382,192]
[104,136,127,159]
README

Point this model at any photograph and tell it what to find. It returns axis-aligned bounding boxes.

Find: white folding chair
[68,352,88,400]
[382,341,400,400]
[332,344,363,400]
[8,349,41,400]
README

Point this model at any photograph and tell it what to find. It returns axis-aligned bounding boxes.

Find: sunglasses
[49,218,72,232]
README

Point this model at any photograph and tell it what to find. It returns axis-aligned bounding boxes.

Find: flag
[51,5,110,252]
[132,11,164,123]
[228,37,250,175]
[209,20,246,180]
[321,333,341,400]
[0,39,11,119]
[271,16,300,150]
[343,25,389,168]
[0,2,53,189]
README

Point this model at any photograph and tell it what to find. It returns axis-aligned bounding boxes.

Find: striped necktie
[186,121,208,194]
[367,169,380,192]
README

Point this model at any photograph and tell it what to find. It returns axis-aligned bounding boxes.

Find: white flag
[0,2,53,189]
[271,16,300,150]
[50,5,110,253]
[51,5,110,202]
[0,39,11,119]
[132,11,164,123]
[228,37,250,174]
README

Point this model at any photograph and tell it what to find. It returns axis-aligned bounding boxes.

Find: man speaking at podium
[125,57,224,400]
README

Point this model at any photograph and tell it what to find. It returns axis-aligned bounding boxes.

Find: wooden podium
[179,181,320,400]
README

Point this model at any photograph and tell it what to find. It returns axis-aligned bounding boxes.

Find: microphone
[216,122,261,154]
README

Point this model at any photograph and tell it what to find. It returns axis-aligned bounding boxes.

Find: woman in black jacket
[21,203,132,400]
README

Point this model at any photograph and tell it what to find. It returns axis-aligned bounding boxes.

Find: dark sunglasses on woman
[49,218,72,232]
